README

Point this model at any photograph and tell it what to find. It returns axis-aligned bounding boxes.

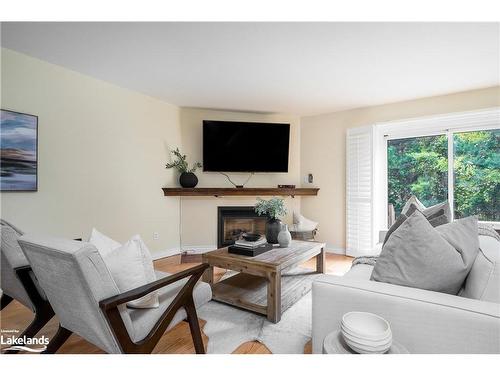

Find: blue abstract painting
[1,110,38,191]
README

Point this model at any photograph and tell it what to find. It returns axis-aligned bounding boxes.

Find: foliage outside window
[454,130,499,221]
[387,135,448,216]
[387,129,499,222]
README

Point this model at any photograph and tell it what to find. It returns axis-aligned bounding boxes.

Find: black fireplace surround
[217,206,269,248]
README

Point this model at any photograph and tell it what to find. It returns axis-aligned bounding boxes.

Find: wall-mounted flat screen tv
[203,120,290,172]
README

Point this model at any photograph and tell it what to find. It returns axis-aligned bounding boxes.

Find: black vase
[179,172,198,188]
[266,218,282,244]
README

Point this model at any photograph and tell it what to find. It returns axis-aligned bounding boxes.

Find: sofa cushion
[461,235,500,303]
[371,212,479,295]
[126,270,212,342]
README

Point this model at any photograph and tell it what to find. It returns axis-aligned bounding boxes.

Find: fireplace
[217,206,268,248]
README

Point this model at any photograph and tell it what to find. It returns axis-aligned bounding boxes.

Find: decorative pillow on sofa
[400,195,425,215]
[371,211,479,295]
[404,201,451,227]
[383,201,451,244]
[89,229,159,308]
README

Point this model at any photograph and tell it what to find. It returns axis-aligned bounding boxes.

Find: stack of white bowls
[341,312,392,354]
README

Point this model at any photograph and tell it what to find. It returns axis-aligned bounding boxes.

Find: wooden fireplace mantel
[161,187,319,198]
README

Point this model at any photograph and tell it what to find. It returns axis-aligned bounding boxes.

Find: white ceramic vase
[277,224,292,248]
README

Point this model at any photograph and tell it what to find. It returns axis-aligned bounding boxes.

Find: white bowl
[344,338,391,354]
[341,321,392,343]
[342,329,392,348]
[342,312,391,340]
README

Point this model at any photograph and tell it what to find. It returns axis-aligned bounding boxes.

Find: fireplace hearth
[217,206,268,248]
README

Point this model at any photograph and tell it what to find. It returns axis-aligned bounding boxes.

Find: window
[347,108,499,256]
[382,110,500,227]
[454,129,499,222]
[387,135,448,217]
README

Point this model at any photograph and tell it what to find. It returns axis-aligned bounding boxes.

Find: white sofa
[312,233,500,354]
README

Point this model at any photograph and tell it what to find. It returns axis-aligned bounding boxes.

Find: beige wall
[177,108,301,249]
[300,86,500,252]
[4,48,497,256]
[0,48,183,256]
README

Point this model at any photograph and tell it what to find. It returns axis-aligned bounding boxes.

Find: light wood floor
[0,253,352,354]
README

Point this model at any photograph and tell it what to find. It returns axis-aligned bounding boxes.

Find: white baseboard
[151,247,182,260]
[151,245,217,260]
[324,244,346,255]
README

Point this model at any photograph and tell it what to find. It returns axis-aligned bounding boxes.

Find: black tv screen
[203,120,290,172]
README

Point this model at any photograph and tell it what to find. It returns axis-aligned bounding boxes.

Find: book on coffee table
[234,238,267,248]
[228,243,274,257]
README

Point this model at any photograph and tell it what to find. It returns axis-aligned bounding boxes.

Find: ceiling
[1,22,499,116]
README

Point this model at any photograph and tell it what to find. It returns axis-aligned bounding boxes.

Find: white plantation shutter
[346,126,374,257]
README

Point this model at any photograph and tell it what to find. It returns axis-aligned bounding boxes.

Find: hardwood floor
[0,253,352,354]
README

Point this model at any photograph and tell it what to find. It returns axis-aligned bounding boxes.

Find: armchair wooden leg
[42,325,72,354]
[1,294,13,310]
[4,305,56,354]
[20,306,54,341]
[185,299,205,354]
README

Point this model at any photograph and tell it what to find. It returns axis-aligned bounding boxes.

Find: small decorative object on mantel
[277,223,292,248]
[165,148,202,188]
[255,197,287,244]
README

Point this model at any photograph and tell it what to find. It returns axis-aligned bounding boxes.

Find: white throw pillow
[89,229,159,309]
[89,228,121,257]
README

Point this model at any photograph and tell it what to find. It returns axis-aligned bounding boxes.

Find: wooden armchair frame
[43,263,209,354]
[1,265,55,354]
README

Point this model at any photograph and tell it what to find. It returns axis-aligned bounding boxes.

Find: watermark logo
[1,329,49,353]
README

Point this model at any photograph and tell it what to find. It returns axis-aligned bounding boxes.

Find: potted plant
[255,197,287,244]
[165,148,202,188]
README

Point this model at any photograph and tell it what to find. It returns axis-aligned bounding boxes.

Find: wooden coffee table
[202,240,326,323]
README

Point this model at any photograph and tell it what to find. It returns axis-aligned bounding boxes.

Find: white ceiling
[1,22,499,116]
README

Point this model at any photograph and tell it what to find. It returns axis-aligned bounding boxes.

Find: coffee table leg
[267,272,282,323]
[202,265,214,286]
[316,247,325,273]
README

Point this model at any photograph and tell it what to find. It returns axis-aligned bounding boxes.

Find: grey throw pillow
[371,211,479,295]
[404,201,451,226]
[383,201,451,244]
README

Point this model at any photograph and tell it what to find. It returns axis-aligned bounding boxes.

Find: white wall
[300,86,500,253]
[177,108,302,250]
[0,48,183,256]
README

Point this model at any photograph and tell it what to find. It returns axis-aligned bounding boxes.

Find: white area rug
[197,292,312,354]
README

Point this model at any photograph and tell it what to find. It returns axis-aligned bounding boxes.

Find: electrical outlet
[153,232,160,240]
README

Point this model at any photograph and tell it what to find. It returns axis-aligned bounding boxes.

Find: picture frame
[0,109,38,191]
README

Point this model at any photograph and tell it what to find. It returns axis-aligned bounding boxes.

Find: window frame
[375,107,500,230]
